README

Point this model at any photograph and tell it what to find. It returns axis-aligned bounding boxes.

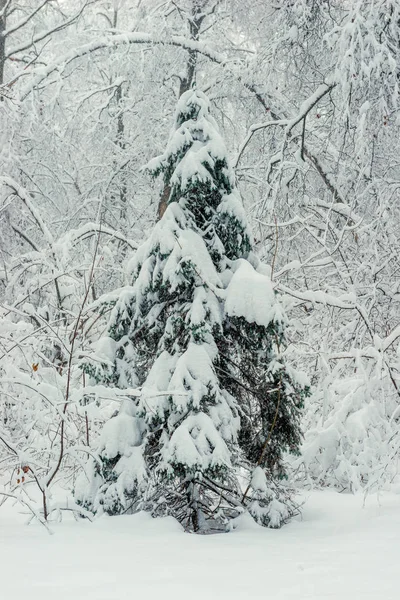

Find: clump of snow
[251,466,268,492]
[162,412,232,473]
[146,89,236,193]
[92,337,117,364]
[168,342,218,411]
[163,229,222,290]
[98,412,142,460]
[225,259,284,326]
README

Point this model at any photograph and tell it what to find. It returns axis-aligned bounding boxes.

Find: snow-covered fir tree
[75,89,308,532]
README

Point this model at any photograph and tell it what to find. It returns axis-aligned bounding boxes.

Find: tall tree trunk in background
[178,1,206,96]
[157,1,207,220]
[115,82,127,223]
[113,6,127,225]
[0,0,7,90]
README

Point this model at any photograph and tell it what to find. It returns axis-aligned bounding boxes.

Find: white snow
[1,490,399,599]
[225,259,283,327]
[163,411,232,471]
[218,191,252,237]
[98,412,142,459]
[170,140,216,189]
[251,465,268,492]
[163,229,222,289]
[147,89,235,195]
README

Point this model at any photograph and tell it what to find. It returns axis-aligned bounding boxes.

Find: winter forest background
[1,0,400,535]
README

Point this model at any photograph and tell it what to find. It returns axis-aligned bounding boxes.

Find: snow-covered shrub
[292,354,400,492]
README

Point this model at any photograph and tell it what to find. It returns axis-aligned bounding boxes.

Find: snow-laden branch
[315,201,361,223]
[273,249,334,279]
[303,147,346,204]
[234,79,350,210]
[63,222,138,250]
[1,178,65,311]
[382,324,400,353]
[3,0,50,38]
[322,328,400,367]
[11,223,39,251]
[1,176,54,246]
[0,0,11,19]
[284,82,335,136]
[234,119,287,168]
[324,349,381,361]
[235,82,335,168]
[72,385,189,405]
[6,1,93,59]
[21,33,224,99]
[277,283,356,310]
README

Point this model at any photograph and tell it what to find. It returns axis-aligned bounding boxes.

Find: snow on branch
[72,385,189,405]
[382,324,400,353]
[64,223,138,250]
[21,33,224,99]
[277,283,356,310]
[3,0,51,38]
[315,201,361,223]
[6,0,93,59]
[234,119,287,168]
[235,81,335,168]
[1,176,55,247]
[284,82,336,136]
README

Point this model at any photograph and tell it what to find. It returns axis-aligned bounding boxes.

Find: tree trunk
[112,8,128,224]
[179,1,206,96]
[0,0,7,90]
[115,83,128,223]
[158,1,207,220]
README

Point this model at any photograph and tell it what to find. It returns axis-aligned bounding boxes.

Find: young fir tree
[75,89,308,531]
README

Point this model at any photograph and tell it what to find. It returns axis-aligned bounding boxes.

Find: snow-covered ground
[1,490,399,599]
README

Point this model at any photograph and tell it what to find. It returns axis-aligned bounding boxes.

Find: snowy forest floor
[1,490,399,599]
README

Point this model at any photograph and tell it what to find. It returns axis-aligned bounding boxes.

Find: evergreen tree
[75,89,308,531]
